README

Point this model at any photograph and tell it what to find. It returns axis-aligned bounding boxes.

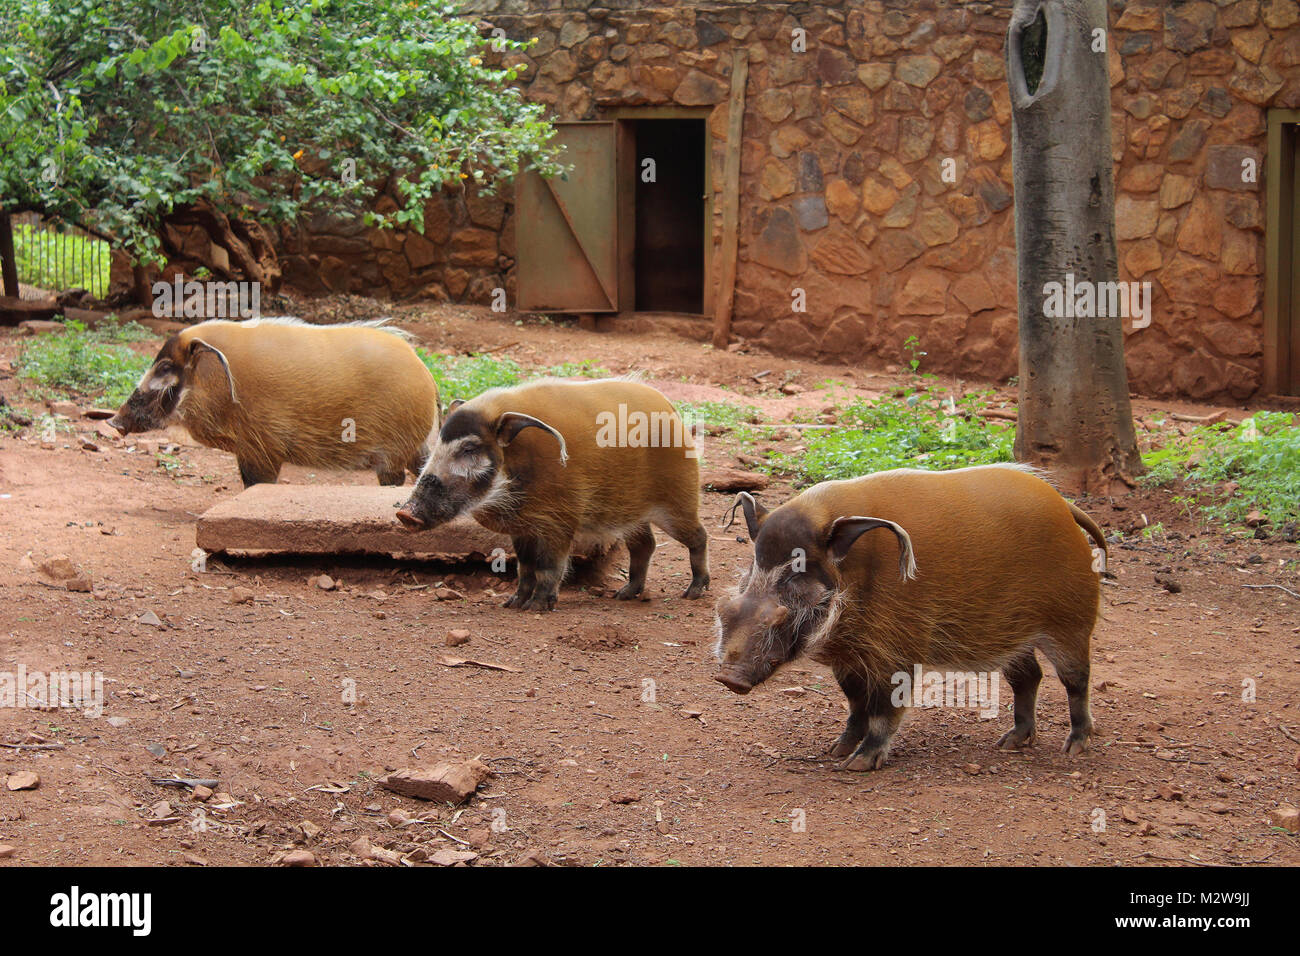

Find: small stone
[229,587,255,605]
[962,763,982,775]
[38,555,78,581]
[137,610,162,627]
[779,686,807,697]
[610,791,641,805]
[282,849,317,867]
[429,848,479,866]
[0,846,14,859]
[313,574,336,591]
[387,809,410,826]
[445,629,472,647]
[192,785,213,802]
[381,759,491,803]
[1268,805,1299,833]
[299,820,322,841]
[6,771,39,791]
[434,587,465,601]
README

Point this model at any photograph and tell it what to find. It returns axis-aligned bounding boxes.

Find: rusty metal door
[516,122,620,313]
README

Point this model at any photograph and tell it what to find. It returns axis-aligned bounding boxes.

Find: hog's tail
[1067,501,1107,555]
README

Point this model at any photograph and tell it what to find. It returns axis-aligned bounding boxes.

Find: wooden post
[0,212,19,298]
[711,49,748,351]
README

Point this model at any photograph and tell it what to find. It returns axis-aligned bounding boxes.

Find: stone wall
[280,0,1300,401]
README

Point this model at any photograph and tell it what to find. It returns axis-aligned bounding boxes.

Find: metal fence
[9,212,110,299]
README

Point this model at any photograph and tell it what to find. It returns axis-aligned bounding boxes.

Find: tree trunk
[0,212,20,298]
[1006,0,1144,495]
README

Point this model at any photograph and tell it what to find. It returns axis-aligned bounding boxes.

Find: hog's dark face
[712,493,916,694]
[107,333,236,436]
[107,336,187,436]
[396,403,566,530]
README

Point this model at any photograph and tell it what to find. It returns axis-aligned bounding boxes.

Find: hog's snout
[106,414,129,436]
[395,507,426,529]
[714,668,754,695]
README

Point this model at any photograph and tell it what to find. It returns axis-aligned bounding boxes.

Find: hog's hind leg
[995,649,1042,750]
[661,517,710,599]
[615,523,655,600]
[1039,631,1095,756]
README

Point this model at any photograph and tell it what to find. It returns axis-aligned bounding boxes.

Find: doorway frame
[1264,108,1300,396]
[599,106,715,316]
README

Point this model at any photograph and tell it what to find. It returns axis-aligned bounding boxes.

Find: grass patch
[769,386,1015,484]
[1141,411,1299,527]
[16,318,157,406]
[416,350,612,404]
[13,222,112,295]
[675,400,761,429]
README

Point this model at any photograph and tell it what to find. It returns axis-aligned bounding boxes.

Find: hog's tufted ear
[722,492,768,541]
[495,412,568,465]
[826,516,917,580]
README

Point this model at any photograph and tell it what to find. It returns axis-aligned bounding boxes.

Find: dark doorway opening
[632,119,705,313]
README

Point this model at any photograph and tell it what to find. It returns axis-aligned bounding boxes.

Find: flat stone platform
[195,484,512,559]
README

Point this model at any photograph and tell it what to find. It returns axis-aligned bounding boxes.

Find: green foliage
[1141,412,1299,527]
[675,400,761,429]
[417,351,613,404]
[0,0,563,262]
[16,319,156,404]
[546,359,611,379]
[12,221,111,293]
[769,387,1016,484]
[418,350,524,404]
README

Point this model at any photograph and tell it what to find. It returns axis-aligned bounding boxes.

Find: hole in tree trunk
[1020,7,1047,95]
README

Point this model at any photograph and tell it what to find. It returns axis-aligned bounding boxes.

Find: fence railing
[9,212,110,300]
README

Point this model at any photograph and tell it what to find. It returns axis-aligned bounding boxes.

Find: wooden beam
[711,49,748,351]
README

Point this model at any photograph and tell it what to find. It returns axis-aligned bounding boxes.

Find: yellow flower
[469,56,481,66]
[293,149,304,159]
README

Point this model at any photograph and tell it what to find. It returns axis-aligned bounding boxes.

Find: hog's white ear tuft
[827,516,917,580]
[496,412,568,465]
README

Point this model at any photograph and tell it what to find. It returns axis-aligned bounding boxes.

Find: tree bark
[0,212,20,298]
[1006,0,1144,495]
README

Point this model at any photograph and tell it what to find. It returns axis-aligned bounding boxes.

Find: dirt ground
[1,303,1298,867]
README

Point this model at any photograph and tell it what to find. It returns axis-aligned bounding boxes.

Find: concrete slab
[195,484,512,560]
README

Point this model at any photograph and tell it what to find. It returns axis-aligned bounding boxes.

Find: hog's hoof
[839,748,889,772]
[1063,731,1092,756]
[995,726,1037,750]
[681,576,710,600]
[613,582,643,600]
[519,594,556,612]
[829,736,861,759]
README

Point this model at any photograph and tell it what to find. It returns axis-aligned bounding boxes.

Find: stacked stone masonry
[277,0,1300,401]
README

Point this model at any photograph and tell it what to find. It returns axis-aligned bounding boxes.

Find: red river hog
[108,317,440,487]
[713,464,1106,771]
[396,378,709,611]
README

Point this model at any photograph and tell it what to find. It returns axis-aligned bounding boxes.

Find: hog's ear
[723,492,768,541]
[186,338,238,404]
[447,398,466,413]
[495,412,568,465]
[827,516,917,580]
